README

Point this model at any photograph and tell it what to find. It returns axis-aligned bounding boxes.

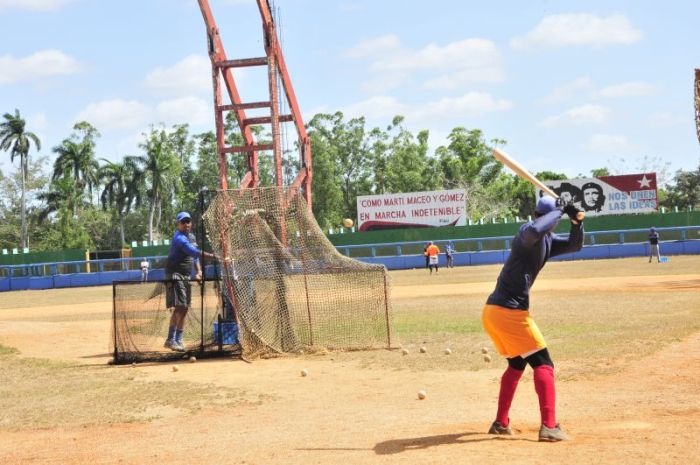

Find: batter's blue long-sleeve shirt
[486,210,584,310]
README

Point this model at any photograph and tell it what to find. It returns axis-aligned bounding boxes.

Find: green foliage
[0,109,41,248]
[590,167,610,177]
[664,160,700,209]
[6,104,700,256]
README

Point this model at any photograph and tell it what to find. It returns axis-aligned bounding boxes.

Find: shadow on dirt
[373,432,535,454]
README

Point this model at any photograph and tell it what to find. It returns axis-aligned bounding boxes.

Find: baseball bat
[492,147,585,222]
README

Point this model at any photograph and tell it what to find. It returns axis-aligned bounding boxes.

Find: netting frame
[202,186,396,359]
[111,278,240,365]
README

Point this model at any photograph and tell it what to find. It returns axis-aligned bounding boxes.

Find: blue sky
[1,0,699,186]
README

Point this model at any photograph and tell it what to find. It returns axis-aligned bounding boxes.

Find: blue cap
[650,227,656,232]
[176,211,191,223]
[535,196,558,215]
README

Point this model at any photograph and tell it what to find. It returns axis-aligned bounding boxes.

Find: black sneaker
[488,420,513,435]
[539,424,570,442]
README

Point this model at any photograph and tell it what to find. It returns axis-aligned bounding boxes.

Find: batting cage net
[111,279,237,364]
[203,187,394,359]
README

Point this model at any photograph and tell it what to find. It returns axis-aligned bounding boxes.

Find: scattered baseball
[189,356,197,363]
[172,365,179,372]
[483,354,492,363]
[419,346,427,353]
[343,218,354,228]
[401,348,409,355]
[300,368,308,377]
[417,390,427,400]
[481,347,489,354]
[444,348,452,355]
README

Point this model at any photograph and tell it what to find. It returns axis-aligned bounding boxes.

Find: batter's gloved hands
[562,203,585,224]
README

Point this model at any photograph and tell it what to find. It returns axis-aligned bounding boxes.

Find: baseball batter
[482,196,584,442]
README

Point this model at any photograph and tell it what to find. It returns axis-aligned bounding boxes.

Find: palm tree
[131,127,182,243]
[99,158,142,246]
[0,109,41,249]
[52,138,100,205]
[36,176,85,223]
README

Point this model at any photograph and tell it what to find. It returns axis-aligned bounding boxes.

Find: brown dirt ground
[1,270,699,465]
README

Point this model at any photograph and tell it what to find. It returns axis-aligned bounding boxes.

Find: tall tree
[384,116,438,193]
[0,157,49,250]
[435,127,503,189]
[0,109,41,248]
[131,126,182,243]
[307,112,371,220]
[52,121,101,204]
[99,158,142,247]
[665,161,700,209]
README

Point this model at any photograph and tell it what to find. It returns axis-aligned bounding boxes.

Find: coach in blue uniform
[164,211,217,352]
[482,196,584,442]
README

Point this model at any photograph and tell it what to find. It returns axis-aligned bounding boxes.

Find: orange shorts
[482,304,547,358]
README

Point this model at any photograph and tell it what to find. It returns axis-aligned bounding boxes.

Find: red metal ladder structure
[197,0,312,206]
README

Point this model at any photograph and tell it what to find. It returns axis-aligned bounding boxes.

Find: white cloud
[76,96,213,133]
[539,104,611,128]
[0,0,72,11]
[540,76,594,104]
[0,50,84,84]
[345,34,402,59]
[424,67,505,90]
[76,99,151,131]
[373,38,501,72]
[594,81,659,98]
[510,14,643,50]
[346,36,504,92]
[586,134,641,153]
[155,97,212,127]
[647,112,686,127]
[360,72,409,93]
[342,92,512,123]
[143,54,212,96]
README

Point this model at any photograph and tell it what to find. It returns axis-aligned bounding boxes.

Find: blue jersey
[166,230,202,276]
[486,210,584,310]
[649,232,659,245]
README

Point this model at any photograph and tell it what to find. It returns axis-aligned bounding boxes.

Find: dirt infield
[1,256,699,465]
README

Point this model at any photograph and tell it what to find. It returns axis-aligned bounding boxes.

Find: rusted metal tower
[197,0,312,206]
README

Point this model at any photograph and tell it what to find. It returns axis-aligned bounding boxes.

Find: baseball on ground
[401,348,409,355]
[444,348,452,355]
[419,346,427,353]
[417,390,427,400]
[481,347,489,354]
[172,365,179,372]
[483,355,492,363]
[301,368,308,377]
[189,356,197,363]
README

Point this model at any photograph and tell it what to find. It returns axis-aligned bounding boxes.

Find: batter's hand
[562,203,585,224]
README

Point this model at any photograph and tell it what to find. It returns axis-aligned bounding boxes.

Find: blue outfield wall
[1,230,699,291]
[356,240,700,270]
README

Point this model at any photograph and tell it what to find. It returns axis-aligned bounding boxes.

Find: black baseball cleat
[538,423,570,442]
[488,420,513,435]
